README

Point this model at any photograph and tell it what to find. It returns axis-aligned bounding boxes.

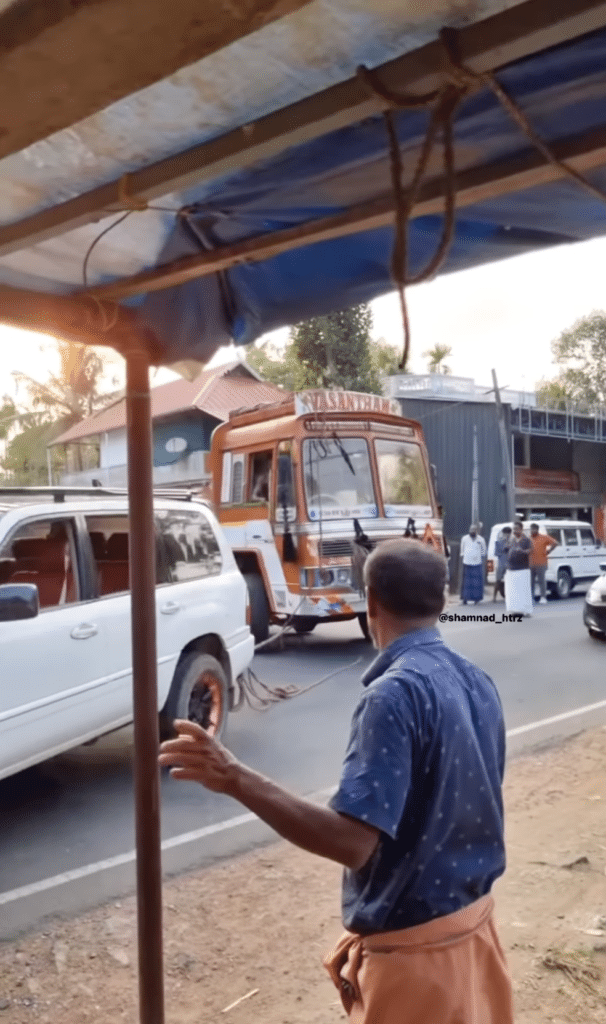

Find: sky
[1,234,605,404]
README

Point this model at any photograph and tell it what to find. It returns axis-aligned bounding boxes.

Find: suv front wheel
[555,568,573,600]
[163,651,229,741]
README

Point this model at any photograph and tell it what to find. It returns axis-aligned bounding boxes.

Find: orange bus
[210,389,443,642]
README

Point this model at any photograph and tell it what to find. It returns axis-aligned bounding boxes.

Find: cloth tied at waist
[323,895,513,1023]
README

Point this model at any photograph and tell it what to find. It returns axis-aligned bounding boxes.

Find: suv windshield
[375,439,432,517]
[302,437,377,520]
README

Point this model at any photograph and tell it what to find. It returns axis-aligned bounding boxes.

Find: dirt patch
[1,728,606,1023]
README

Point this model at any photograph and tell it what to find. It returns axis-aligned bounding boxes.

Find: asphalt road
[1,588,606,934]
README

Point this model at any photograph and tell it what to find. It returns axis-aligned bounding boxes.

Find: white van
[486,519,606,599]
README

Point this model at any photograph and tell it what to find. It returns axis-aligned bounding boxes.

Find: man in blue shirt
[159,540,513,1023]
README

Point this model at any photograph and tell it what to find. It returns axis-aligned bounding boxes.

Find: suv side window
[580,527,596,546]
[563,528,579,546]
[85,515,171,595]
[155,509,222,583]
[0,518,79,608]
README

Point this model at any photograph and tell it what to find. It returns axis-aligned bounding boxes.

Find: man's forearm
[226,764,377,870]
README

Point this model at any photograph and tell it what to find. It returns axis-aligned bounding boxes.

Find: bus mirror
[430,463,439,499]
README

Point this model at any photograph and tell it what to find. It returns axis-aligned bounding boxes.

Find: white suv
[487,519,606,598]
[0,489,254,781]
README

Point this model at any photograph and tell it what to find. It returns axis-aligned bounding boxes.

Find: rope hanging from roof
[358,26,606,373]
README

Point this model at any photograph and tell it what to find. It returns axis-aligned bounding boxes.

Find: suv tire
[244,573,270,643]
[163,652,229,740]
[555,568,572,599]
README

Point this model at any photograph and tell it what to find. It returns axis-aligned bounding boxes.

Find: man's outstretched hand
[158,720,241,793]
[158,721,380,871]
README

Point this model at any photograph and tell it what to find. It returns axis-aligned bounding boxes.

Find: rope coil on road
[233,657,364,712]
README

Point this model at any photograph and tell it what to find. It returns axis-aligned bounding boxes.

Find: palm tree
[13,339,121,424]
[6,339,121,479]
[423,344,453,375]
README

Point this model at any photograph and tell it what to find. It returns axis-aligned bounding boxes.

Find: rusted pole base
[125,342,165,1024]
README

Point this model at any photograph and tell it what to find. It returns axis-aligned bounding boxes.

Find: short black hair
[364,539,447,619]
[502,526,512,534]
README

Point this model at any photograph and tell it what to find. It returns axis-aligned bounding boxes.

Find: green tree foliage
[370,337,404,378]
[534,378,573,410]
[538,311,606,406]
[246,341,302,390]
[1,420,70,485]
[247,306,406,393]
[423,344,453,375]
[290,305,381,393]
[0,396,19,441]
[1,339,119,484]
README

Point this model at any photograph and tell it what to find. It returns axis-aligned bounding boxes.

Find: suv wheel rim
[188,670,223,736]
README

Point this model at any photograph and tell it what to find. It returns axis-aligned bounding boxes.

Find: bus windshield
[375,439,433,517]
[302,437,377,520]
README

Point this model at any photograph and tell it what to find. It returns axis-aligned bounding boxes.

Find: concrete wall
[571,440,606,493]
[100,427,127,468]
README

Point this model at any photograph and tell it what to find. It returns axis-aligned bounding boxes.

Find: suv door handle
[71,622,98,640]
[160,601,181,615]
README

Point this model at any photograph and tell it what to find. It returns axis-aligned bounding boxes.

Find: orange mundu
[323,895,513,1024]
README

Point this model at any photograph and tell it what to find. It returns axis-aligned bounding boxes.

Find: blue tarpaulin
[138,27,606,362]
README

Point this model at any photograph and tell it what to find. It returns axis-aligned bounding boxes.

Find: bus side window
[250,451,272,503]
[231,456,245,504]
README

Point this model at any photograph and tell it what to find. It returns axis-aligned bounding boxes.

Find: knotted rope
[358,26,606,371]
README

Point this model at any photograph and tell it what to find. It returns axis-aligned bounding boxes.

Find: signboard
[295,390,401,418]
[515,468,580,492]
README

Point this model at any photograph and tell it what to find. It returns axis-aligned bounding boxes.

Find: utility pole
[471,424,479,526]
[492,368,516,521]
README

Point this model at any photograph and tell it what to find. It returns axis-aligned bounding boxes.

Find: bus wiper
[332,433,355,475]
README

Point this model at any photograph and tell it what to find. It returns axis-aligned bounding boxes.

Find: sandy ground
[1,728,606,1023]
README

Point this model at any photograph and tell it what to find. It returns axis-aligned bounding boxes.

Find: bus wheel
[358,612,371,642]
[293,616,317,634]
[244,573,270,643]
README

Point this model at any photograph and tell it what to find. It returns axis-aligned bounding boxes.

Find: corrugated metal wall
[397,398,511,547]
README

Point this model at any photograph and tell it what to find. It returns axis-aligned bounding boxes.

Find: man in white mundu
[505,521,533,617]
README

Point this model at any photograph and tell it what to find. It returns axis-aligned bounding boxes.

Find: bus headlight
[304,567,353,588]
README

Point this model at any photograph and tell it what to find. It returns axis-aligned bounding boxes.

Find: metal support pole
[471,424,479,526]
[492,369,515,522]
[46,446,53,486]
[125,346,165,1024]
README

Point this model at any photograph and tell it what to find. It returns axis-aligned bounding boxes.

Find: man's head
[530,523,539,536]
[363,539,447,649]
[469,524,477,538]
[502,526,512,537]
[513,521,524,538]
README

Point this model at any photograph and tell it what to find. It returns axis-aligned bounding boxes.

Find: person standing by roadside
[159,540,513,1024]
[529,523,558,605]
[460,524,486,604]
[493,526,512,602]
[505,521,533,616]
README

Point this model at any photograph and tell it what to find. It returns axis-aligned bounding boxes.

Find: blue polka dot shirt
[329,627,506,934]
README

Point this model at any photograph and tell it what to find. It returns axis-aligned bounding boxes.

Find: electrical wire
[82,210,133,290]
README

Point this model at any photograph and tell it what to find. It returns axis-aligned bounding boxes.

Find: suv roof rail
[0,486,201,504]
